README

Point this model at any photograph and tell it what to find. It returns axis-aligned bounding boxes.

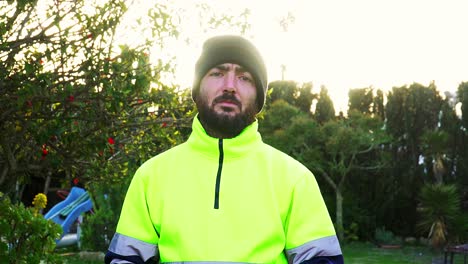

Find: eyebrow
[214,64,249,74]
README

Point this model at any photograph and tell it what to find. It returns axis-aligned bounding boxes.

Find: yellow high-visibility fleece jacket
[105,117,343,264]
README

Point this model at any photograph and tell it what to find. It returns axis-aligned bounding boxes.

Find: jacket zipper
[214,139,224,209]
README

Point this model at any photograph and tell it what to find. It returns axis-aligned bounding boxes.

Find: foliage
[267,80,315,113]
[0,192,62,264]
[455,82,468,188]
[344,222,360,243]
[312,111,389,240]
[373,89,385,120]
[417,183,461,249]
[385,83,443,167]
[1,0,467,251]
[314,85,335,123]
[348,87,374,115]
[420,130,449,183]
[0,0,194,203]
[259,99,302,150]
[374,227,401,245]
[261,99,389,242]
[457,82,468,130]
[80,181,130,252]
[260,79,468,243]
[195,3,251,35]
[383,82,448,235]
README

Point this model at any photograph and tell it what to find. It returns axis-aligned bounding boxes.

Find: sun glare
[122,0,468,112]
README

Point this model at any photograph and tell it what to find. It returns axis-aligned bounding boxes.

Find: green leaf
[24,63,33,75]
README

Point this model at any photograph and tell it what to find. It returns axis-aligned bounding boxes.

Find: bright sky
[124,0,468,112]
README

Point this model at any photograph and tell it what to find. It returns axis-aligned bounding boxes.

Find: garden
[1,0,468,263]
[58,243,466,264]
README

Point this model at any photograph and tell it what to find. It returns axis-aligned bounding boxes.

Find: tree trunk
[43,172,51,195]
[336,189,344,241]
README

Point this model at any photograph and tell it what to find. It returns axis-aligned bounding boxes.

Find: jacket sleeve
[105,168,159,264]
[284,173,343,264]
[300,255,344,264]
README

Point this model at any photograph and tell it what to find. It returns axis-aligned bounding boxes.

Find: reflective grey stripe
[165,262,256,264]
[286,235,342,264]
[109,233,158,262]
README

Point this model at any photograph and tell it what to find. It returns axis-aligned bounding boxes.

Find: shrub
[375,227,401,245]
[81,181,130,252]
[417,183,461,249]
[0,192,62,264]
[344,222,360,243]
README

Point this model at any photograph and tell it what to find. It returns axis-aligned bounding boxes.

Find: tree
[373,89,385,120]
[1,0,265,252]
[384,82,447,234]
[310,111,389,241]
[261,99,389,241]
[458,82,468,130]
[314,85,335,123]
[417,184,462,249]
[421,130,449,183]
[455,82,468,189]
[348,87,373,115]
[266,80,315,114]
[0,0,190,203]
[295,82,315,114]
[259,99,324,157]
[385,83,444,177]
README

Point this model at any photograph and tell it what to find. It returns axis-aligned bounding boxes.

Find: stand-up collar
[187,116,263,159]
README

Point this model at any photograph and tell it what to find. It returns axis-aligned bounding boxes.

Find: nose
[223,72,236,93]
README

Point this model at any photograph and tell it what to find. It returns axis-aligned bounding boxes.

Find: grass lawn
[343,242,455,264]
[61,242,465,263]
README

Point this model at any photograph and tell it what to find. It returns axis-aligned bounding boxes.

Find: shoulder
[134,142,189,179]
[262,143,310,172]
[259,142,313,184]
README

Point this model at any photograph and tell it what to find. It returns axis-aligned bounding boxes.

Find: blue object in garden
[44,186,93,239]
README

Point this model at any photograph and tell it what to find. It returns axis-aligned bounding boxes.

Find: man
[105,35,343,264]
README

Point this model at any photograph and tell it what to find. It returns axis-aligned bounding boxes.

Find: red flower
[67,95,75,102]
[41,145,48,160]
[108,137,115,145]
[73,178,80,185]
[161,122,167,128]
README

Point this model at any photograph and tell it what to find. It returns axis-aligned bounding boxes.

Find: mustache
[212,94,242,108]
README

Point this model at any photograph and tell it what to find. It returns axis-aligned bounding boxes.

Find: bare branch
[0,136,17,172]
[0,165,8,186]
[315,168,337,191]
[356,143,378,155]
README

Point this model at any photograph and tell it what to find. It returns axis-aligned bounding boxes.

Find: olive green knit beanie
[192,35,268,112]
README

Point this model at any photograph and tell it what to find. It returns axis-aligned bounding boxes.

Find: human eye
[239,75,253,83]
[208,70,223,77]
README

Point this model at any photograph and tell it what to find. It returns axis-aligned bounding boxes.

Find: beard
[195,93,257,139]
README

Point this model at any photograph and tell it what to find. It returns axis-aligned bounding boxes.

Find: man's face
[195,63,258,138]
